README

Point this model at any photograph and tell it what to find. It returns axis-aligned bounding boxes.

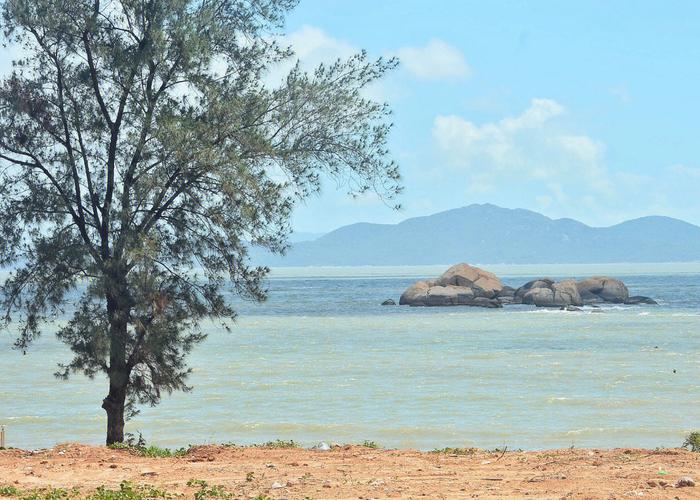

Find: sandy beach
[1,443,698,498]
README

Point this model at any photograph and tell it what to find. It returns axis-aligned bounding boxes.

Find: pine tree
[0,0,400,444]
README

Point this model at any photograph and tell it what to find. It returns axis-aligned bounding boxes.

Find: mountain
[252,204,700,265]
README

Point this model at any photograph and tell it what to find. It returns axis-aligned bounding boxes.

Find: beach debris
[368,479,385,486]
[140,469,157,477]
[311,442,331,451]
[270,481,285,489]
[675,476,695,488]
[480,460,491,465]
[265,462,275,468]
[646,480,657,487]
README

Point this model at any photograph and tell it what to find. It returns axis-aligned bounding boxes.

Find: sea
[1,263,699,451]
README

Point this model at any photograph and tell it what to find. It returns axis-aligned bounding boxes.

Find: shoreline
[1,443,698,498]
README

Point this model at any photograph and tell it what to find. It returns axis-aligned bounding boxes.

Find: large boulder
[516,278,582,307]
[577,277,629,304]
[399,280,435,306]
[435,263,503,298]
[399,263,503,307]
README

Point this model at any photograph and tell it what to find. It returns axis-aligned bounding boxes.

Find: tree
[0,0,400,444]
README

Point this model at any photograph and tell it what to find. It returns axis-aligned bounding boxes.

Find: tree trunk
[103,266,132,445]
[102,380,127,445]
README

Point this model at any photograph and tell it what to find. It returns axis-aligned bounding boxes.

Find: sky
[279,0,700,234]
[1,1,698,235]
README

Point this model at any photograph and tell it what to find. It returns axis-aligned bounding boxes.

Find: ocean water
[1,263,699,451]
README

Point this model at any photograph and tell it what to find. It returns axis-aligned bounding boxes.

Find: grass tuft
[431,447,477,455]
[253,439,299,449]
[107,443,189,458]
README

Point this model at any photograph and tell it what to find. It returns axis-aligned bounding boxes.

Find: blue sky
[281,0,700,233]
[2,1,697,234]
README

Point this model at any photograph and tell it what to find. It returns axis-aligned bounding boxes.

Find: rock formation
[399,263,503,307]
[399,265,657,308]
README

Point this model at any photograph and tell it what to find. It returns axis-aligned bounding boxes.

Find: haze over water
[1,263,699,451]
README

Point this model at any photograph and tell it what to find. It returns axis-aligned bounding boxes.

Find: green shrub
[88,482,172,499]
[361,440,379,449]
[186,480,230,499]
[683,432,700,452]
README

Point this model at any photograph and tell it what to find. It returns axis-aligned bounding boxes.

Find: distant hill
[251,204,700,265]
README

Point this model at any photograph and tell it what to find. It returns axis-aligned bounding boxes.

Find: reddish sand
[1,444,699,498]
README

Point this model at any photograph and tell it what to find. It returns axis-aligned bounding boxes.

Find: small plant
[108,443,189,458]
[245,472,255,482]
[255,439,299,449]
[89,482,172,499]
[0,486,21,497]
[186,480,230,500]
[361,440,379,449]
[683,431,700,452]
[0,486,79,499]
[431,447,477,455]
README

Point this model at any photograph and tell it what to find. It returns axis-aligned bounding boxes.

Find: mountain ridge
[255,204,700,266]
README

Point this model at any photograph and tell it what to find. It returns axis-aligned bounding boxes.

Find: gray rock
[470,297,502,308]
[515,279,555,300]
[577,277,629,304]
[517,278,582,307]
[565,305,582,312]
[625,295,658,305]
[676,476,695,488]
[381,299,396,306]
[312,442,331,451]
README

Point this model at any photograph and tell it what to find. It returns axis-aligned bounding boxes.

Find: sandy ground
[0,443,699,499]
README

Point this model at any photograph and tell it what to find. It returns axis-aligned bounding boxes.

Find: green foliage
[361,440,379,449]
[0,486,79,499]
[0,486,21,497]
[0,483,175,500]
[431,447,477,455]
[107,443,189,458]
[89,482,172,499]
[683,432,700,452]
[185,480,230,500]
[0,0,399,444]
[254,439,299,449]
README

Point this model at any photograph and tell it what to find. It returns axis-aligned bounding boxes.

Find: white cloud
[432,98,614,214]
[667,164,700,178]
[264,25,358,87]
[395,39,470,81]
[610,85,631,103]
[286,25,357,64]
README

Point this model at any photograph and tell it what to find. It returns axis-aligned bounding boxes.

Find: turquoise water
[1,264,699,451]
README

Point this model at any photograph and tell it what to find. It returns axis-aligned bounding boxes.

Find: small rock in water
[381,299,396,306]
[270,481,285,489]
[312,442,331,451]
[676,476,695,488]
